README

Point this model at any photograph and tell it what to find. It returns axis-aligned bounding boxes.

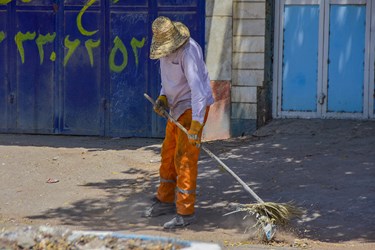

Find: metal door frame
[322,0,370,119]
[0,3,10,131]
[370,0,375,118]
[273,0,324,119]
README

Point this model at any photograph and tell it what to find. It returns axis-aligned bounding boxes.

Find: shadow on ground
[21,119,375,244]
[0,133,163,153]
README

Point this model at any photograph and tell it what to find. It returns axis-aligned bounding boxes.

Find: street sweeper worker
[143,16,214,229]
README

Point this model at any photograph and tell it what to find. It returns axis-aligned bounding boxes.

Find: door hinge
[318,93,326,105]
[102,98,108,110]
[52,3,59,13]
[8,93,15,104]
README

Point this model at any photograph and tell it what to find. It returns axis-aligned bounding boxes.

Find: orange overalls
[156,108,209,215]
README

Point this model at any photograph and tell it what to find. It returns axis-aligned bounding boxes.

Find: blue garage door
[0,0,205,137]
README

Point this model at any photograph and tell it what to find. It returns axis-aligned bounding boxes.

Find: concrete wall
[204,0,267,140]
[203,0,232,140]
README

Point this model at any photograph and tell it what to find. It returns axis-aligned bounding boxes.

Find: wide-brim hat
[150,16,190,59]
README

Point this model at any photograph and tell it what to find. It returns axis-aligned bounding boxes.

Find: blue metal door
[61,0,103,135]
[0,5,8,130]
[0,0,205,137]
[281,4,320,113]
[108,0,150,137]
[107,0,204,137]
[326,4,366,114]
[14,0,56,133]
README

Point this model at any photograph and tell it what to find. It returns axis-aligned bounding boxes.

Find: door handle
[318,93,326,105]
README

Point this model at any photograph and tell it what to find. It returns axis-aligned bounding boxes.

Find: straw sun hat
[150,16,190,59]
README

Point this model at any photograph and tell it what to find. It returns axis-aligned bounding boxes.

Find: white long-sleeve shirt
[159,38,214,124]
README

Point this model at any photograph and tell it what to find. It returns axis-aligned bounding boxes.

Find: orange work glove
[188,120,204,146]
[153,95,168,117]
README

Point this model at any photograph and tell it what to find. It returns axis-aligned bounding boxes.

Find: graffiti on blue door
[1,0,146,70]
[0,0,204,136]
[0,31,4,42]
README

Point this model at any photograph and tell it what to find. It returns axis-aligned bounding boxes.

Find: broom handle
[144,93,192,138]
[200,145,264,204]
[144,93,265,204]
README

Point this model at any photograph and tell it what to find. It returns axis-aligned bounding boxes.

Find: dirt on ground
[0,119,374,250]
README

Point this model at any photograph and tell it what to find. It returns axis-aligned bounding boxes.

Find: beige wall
[232,0,265,121]
[205,0,232,81]
[204,0,266,139]
[203,0,232,140]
